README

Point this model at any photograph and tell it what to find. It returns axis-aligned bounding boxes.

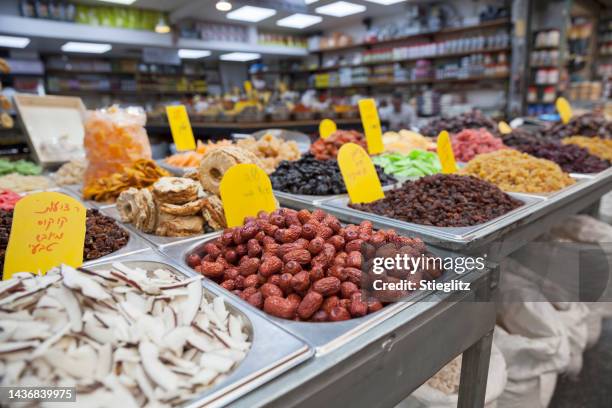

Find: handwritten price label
[338,143,384,204]
[219,163,277,228]
[437,130,458,174]
[556,97,573,125]
[319,118,337,139]
[3,192,86,280]
[358,98,384,155]
[166,105,196,152]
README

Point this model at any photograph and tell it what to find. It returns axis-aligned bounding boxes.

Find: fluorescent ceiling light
[0,35,30,48]
[227,6,276,22]
[178,49,211,59]
[277,13,322,29]
[305,0,319,3]
[95,0,137,4]
[216,1,232,11]
[315,1,366,17]
[61,42,111,54]
[364,0,407,4]
[220,52,261,62]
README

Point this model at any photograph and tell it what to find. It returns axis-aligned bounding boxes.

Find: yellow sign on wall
[4,192,86,280]
[338,143,384,204]
[358,98,384,155]
[219,164,277,227]
[166,105,196,151]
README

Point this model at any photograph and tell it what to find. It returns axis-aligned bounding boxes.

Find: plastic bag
[396,342,507,408]
[83,106,152,190]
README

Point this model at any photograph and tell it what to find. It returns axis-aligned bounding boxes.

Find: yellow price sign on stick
[498,121,512,134]
[166,105,196,151]
[220,164,277,228]
[244,80,253,94]
[319,118,337,139]
[358,98,384,155]
[437,131,458,174]
[338,143,384,204]
[3,192,86,280]
[556,97,573,124]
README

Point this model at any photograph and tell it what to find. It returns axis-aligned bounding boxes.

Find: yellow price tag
[244,80,253,94]
[4,192,86,280]
[556,97,573,124]
[220,164,277,228]
[166,105,196,152]
[319,118,337,139]
[358,98,384,155]
[437,131,458,174]
[338,143,385,204]
[498,121,512,134]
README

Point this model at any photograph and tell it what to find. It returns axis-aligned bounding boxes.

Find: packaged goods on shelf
[270,154,395,196]
[310,130,367,160]
[420,110,499,137]
[0,173,53,193]
[562,136,612,161]
[0,262,250,406]
[117,177,226,237]
[461,150,575,193]
[372,150,441,178]
[187,208,442,321]
[83,159,170,203]
[0,209,128,277]
[350,174,522,227]
[53,160,87,186]
[451,128,507,162]
[504,136,610,173]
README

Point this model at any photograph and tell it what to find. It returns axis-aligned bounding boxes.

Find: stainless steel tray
[100,205,220,249]
[85,252,312,408]
[318,193,545,251]
[274,190,346,210]
[81,223,152,265]
[62,183,115,209]
[161,233,473,355]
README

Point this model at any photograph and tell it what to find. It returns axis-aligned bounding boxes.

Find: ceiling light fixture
[364,0,407,4]
[155,17,171,34]
[178,49,211,59]
[226,6,276,22]
[305,0,319,3]
[220,52,261,62]
[95,0,137,4]
[315,1,366,17]
[0,35,30,48]
[216,1,232,11]
[61,42,112,54]
[276,13,322,29]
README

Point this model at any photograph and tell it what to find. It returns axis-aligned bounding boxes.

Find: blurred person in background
[380,92,417,130]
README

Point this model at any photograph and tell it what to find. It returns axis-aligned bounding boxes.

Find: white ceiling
[74,0,421,34]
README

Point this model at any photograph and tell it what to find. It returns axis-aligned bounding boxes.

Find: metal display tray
[274,183,398,210]
[318,192,545,251]
[100,205,219,249]
[161,232,480,355]
[61,183,114,209]
[85,251,312,408]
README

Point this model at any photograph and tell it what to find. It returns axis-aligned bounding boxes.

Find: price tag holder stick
[338,143,384,204]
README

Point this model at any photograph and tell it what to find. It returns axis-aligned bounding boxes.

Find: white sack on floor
[395,342,507,408]
[495,327,558,408]
[551,301,589,376]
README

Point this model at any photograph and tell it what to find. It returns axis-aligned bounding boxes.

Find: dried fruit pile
[188,209,438,321]
[372,150,441,178]
[0,158,42,176]
[53,159,87,186]
[0,263,250,406]
[543,113,612,139]
[562,136,612,161]
[0,209,129,277]
[0,189,21,210]
[382,130,436,154]
[420,111,499,137]
[450,128,507,162]
[235,134,301,173]
[351,174,522,227]
[117,177,225,237]
[506,138,610,173]
[165,140,232,168]
[310,130,367,160]
[0,173,53,193]
[270,154,395,195]
[199,146,263,195]
[461,150,575,193]
[83,159,170,203]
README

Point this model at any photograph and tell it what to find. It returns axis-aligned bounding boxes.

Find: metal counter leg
[457,330,494,408]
